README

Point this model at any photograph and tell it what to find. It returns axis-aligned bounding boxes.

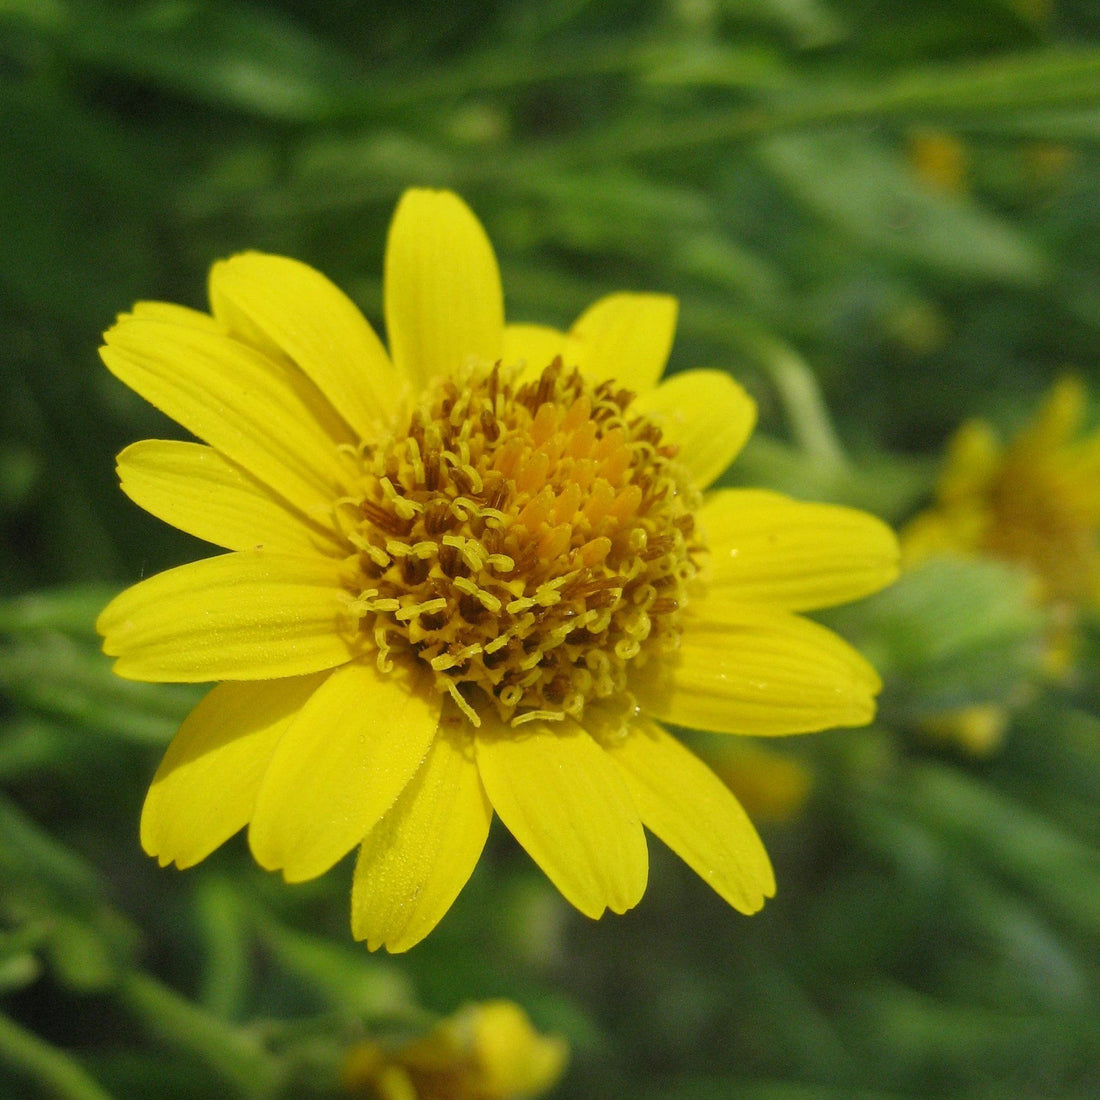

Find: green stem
[0,1011,114,1100]
[737,331,848,469]
[118,972,284,1099]
[195,878,250,1022]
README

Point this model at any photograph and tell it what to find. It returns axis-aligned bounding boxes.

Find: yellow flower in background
[904,377,1100,631]
[98,188,898,951]
[907,128,968,196]
[702,741,814,825]
[922,702,1013,758]
[342,1000,567,1100]
[902,378,1100,750]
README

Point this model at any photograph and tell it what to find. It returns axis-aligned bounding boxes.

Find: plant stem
[118,972,284,1099]
[734,329,849,470]
[0,1011,114,1100]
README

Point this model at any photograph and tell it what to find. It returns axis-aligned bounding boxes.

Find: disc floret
[344,359,703,726]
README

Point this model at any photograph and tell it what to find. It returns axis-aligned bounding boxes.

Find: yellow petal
[384,189,504,387]
[351,721,492,952]
[938,420,1002,505]
[141,674,328,869]
[634,369,757,489]
[605,718,775,913]
[127,301,225,332]
[118,440,344,556]
[208,252,403,440]
[101,317,353,520]
[635,600,881,736]
[899,508,985,566]
[474,716,647,918]
[568,292,677,392]
[701,489,900,610]
[1016,375,1085,456]
[97,551,356,682]
[248,661,441,882]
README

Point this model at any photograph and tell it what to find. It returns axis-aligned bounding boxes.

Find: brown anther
[438,543,463,577]
[641,534,676,560]
[487,364,501,398]
[403,557,430,586]
[423,500,453,535]
[483,477,509,514]
[480,407,501,442]
[360,498,410,536]
[459,594,489,622]
[544,674,571,704]
[424,449,441,491]
[451,466,477,495]
[534,361,560,407]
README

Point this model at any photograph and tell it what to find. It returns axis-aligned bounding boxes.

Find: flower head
[901,378,1100,752]
[342,1000,567,1100]
[98,188,899,950]
[904,377,1100,651]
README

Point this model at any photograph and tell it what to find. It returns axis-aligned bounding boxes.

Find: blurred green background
[3,1,1100,1097]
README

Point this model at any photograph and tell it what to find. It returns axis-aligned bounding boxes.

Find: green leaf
[0,88,155,322]
[0,793,103,903]
[757,131,1045,281]
[720,0,848,49]
[0,586,118,638]
[906,763,1100,938]
[640,41,797,91]
[542,47,1100,161]
[0,633,199,744]
[824,555,1047,721]
[9,0,367,122]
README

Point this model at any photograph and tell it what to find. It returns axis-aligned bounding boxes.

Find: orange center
[344,359,701,726]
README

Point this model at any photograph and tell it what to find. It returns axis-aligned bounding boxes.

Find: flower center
[344,359,702,727]
[986,458,1098,606]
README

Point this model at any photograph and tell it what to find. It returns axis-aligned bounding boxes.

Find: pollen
[345,358,703,726]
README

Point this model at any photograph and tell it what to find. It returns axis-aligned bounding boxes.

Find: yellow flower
[343,1000,567,1100]
[922,702,1011,757]
[702,741,814,824]
[97,189,899,951]
[907,128,968,196]
[904,377,1100,625]
[902,378,1100,750]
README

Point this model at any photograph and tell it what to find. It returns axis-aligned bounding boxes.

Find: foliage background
[2,1,1100,1097]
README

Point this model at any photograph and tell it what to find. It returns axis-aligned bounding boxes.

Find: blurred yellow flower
[904,377,1100,623]
[907,128,968,195]
[342,1000,567,1100]
[701,742,813,824]
[903,378,1100,747]
[98,188,898,950]
[922,702,1011,757]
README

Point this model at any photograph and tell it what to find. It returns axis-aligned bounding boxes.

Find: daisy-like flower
[342,1000,567,1100]
[902,378,1100,752]
[98,189,898,951]
[904,378,1100,610]
[904,378,1100,663]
